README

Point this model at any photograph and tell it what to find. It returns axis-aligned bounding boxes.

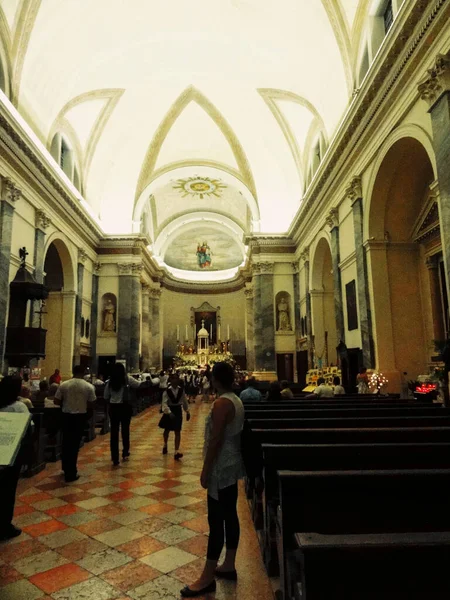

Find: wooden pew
[22,412,46,477]
[277,469,450,600]
[248,416,450,429]
[244,407,448,419]
[260,443,450,575]
[42,408,63,461]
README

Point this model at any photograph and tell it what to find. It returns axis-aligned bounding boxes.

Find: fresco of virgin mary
[196,241,212,268]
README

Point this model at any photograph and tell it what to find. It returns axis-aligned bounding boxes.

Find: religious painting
[196,241,212,269]
[346,280,358,331]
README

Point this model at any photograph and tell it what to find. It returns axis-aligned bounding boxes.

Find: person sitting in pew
[18,385,33,409]
[240,378,262,402]
[32,379,49,410]
[305,377,334,399]
[265,381,282,402]
[0,376,32,541]
[280,380,294,399]
[45,383,60,408]
[333,376,346,395]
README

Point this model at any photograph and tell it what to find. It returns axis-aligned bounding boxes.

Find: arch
[135,85,258,205]
[366,132,439,390]
[0,26,11,97]
[43,234,76,291]
[310,235,337,366]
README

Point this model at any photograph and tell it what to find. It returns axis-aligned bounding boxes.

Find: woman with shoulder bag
[104,363,140,466]
[159,372,190,460]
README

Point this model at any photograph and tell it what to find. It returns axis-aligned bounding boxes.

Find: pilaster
[90,262,101,374]
[141,284,151,370]
[244,286,255,371]
[252,262,276,376]
[326,207,345,345]
[151,287,162,370]
[73,248,86,366]
[348,177,375,368]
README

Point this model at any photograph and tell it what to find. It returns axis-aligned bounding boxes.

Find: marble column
[129,264,142,371]
[253,262,276,374]
[326,208,345,344]
[90,262,101,375]
[73,249,86,366]
[301,247,313,368]
[0,177,21,373]
[244,287,255,371]
[292,261,301,337]
[141,284,151,370]
[151,288,162,369]
[348,177,375,367]
[419,51,450,298]
[427,255,445,342]
[30,210,51,328]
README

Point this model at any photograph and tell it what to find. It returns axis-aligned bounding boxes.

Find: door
[296,350,308,388]
[277,353,294,381]
[347,348,363,394]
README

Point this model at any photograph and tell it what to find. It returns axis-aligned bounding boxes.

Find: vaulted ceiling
[0,0,373,280]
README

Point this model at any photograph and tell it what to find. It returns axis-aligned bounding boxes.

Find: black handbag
[158,413,175,429]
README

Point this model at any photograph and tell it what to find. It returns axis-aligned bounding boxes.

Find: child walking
[159,372,190,460]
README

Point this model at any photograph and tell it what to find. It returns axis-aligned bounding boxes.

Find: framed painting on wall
[346,280,358,331]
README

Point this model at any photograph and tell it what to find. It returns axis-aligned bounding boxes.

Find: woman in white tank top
[181,362,245,598]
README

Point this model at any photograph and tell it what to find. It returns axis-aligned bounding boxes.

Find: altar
[173,319,233,368]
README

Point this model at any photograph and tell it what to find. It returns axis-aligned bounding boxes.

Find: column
[253,262,276,375]
[419,51,450,298]
[326,208,345,344]
[348,177,375,367]
[426,255,445,342]
[292,261,301,336]
[141,284,151,370]
[30,209,51,327]
[0,177,21,372]
[90,262,101,375]
[244,286,255,371]
[301,247,313,368]
[151,288,162,369]
[73,248,86,366]
[130,263,142,371]
[118,264,133,365]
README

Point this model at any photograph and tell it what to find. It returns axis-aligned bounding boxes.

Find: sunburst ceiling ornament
[173,176,227,199]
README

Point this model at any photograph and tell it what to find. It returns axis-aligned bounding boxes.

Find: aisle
[0,402,273,600]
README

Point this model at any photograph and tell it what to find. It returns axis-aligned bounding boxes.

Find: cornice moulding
[338,251,357,271]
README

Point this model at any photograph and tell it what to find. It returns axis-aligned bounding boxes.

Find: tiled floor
[1,401,274,600]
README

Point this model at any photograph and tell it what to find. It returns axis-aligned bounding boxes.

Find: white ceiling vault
[0,0,373,280]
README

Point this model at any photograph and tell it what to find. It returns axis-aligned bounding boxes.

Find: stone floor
[0,401,274,600]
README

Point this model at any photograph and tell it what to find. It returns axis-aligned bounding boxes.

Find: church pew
[259,443,450,575]
[245,407,448,419]
[22,412,46,477]
[243,401,433,409]
[42,408,63,461]
[277,469,450,600]
[248,416,450,429]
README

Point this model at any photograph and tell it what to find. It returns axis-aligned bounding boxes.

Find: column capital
[1,176,22,206]
[131,262,143,276]
[325,207,339,230]
[118,263,133,275]
[78,248,88,264]
[151,287,162,298]
[418,51,450,109]
[35,209,52,231]
[244,287,254,299]
[93,261,102,274]
[253,261,274,274]
[141,283,150,294]
[300,246,310,263]
[346,176,363,205]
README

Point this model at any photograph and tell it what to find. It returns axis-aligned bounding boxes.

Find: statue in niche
[102,294,116,332]
[277,296,292,331]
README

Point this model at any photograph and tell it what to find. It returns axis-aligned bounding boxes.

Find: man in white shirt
[306,377,334,399]
[55,365,96,482]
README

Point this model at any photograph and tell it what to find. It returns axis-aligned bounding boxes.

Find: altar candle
[227,325,230,339]
[218,324,221,340]
[210,324,212,338]
[185,324,188,340]
[176,325,180,340]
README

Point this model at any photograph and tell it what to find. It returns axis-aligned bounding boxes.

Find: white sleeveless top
[204,392,246,500]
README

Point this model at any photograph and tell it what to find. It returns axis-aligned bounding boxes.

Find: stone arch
[366,133,439,391]
[41,236,76,379]
[310,234,337,366]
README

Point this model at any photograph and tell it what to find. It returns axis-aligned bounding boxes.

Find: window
[85,319,90,338]
[0,59,5,93]
[60,139,69,171]
[383,0,394,33]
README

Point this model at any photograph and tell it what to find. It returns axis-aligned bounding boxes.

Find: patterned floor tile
[0,564,22,587]
[38,527,87,549]
[75,497,113,510]
[175,474,200,484]
[163,495,202,508]
[159,508,197,525]
[29,563,92,594]
[109,510,150,526]
[138,503,174,516]
[116,536,167,559]
[181,515,209,534]
[118,496,157,510]
[0,578,44,600]
[0,539,46,564]
[14,511,52,528]
[76,518,121,537]
[47,487,84,498]
[76,548,133,575]
[92,503,129,518]
[106,490,135,502]
[51,576,121,600]
[170,556,205,585]
[94,526,145,548]
[23,519,68,538]
[13,504,35,517]
[57,511,99,527]
[88,486,121,497]
[127,574,186,600]
[151,525,197,545]
[100,560,161,592]
[45,504,80,518]
[13,549,69,577]
[20,492,54,505]
[128,485,161,496]
[30,498,68,512]
[176,535,209,558]
[56,538,109,561]
[139,547,197,573]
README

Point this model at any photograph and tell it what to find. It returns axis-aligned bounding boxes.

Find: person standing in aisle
[159,372,190,460]
[54,365,96,482]
[104,363,141,466]
[181,361,245,597]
